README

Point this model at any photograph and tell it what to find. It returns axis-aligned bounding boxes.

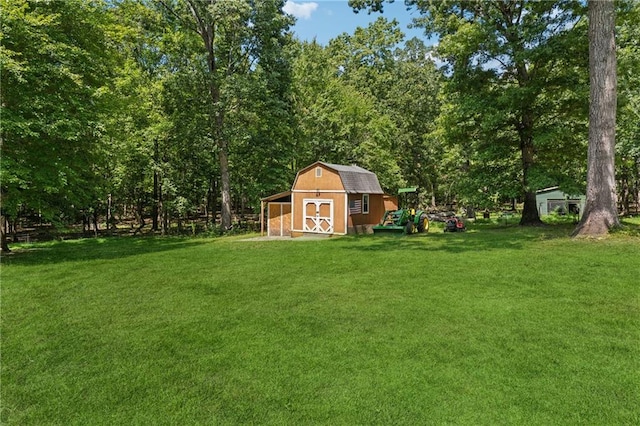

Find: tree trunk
[92,210,99,237]
[134,200,145,235]
[152,138,159,231]
[466,205,476,219]
[1,214,10,253]
[196,9,232,232]
[82,210,90,235]
[635,156,640,214]
[217,121,232,231]
[160,179,166,235]
[573,0,619,237]
[162,201,169,236]
[11,217,17,242]
[519,115,543,226]
[620,172,630,216]
[520,190,541,224]
[107,193,112,232]
[427,179,436,209]
[206,177,216,225]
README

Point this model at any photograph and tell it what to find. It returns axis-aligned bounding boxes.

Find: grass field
[2,219,639,425]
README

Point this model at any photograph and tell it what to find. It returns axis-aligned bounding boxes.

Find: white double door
[303,199,334,234]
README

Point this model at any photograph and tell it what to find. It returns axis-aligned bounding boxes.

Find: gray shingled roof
[319,162,384,194]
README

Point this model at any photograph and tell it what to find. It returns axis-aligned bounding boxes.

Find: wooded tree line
[1,0,638,249]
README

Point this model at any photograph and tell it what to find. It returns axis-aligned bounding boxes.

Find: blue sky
[283,0,430,45]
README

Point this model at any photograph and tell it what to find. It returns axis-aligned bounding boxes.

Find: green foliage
[1,0,119,220]
[329,17,404,100]
[386,39,444,204]
[617,0,640,214]
[423,1,589,219]
[228,0,298,205]
[3,230,639,423]
[290,39,405,191]
[290,19,445,196]
[99,0,296,224]
[2,0,637,236]
[155,0,296,217]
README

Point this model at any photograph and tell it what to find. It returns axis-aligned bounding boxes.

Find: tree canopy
[1,0,638,249]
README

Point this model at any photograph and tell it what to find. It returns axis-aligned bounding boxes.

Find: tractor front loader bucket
[372,224,406,234]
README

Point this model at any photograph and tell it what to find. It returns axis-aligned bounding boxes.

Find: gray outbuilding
[536,187,585,217]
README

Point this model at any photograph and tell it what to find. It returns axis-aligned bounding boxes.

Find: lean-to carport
[260,191,292,237]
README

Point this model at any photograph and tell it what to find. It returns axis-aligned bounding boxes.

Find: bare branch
[156,0,198,33]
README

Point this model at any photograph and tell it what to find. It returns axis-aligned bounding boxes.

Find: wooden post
[260,200,265,236]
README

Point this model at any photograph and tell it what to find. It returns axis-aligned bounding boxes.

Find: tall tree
[227,0,297,210]
[105,0,175,233]
[572,0,619,236]
[614,0,640,216]
[327,20,443,197]
[291,39,404,191]
[328,17,404,101]
[156,0,292,231]
[1,0,118,250]
[351,0,588,224]
[388,38,443,206]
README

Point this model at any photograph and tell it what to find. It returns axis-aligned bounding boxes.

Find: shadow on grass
[616,217,640,237]
[335,223,576,254]
[1,235,209,266]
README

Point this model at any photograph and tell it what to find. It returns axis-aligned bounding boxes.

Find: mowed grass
[2,220,639,425]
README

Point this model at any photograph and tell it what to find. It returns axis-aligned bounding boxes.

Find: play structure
[372,187,429,234]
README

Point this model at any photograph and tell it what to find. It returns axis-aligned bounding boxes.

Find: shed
[260,191,292,237]
[261,162,397,237]
[536,187,585,217]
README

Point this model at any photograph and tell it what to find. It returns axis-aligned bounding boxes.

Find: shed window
[547,199,566,215]
[315,167,322,178]
[362,194,370,214]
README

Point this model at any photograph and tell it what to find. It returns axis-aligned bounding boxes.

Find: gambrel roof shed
[261,161,396,237]
[293,162,385,194]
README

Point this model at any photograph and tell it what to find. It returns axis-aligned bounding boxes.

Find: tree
[226,0,297,211]
[615,0,640,216]
[290,39,404,191]
[1,0,118,250]
[351,1,589,224]
[328,17,404,101]
[153,0,293,230]
[387,38,444,206]
[104,0,176,233]
[327,20,443,198]
[572,0,620,236]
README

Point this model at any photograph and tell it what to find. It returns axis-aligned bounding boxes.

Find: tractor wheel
[417,214,429,233]
[405,221,415,234]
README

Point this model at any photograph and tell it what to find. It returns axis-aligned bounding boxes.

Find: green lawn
[2,220,639,425]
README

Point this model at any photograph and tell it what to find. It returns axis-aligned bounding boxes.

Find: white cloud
[283,1,318,20]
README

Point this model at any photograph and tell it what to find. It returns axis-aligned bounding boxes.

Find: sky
[283,0,430,45]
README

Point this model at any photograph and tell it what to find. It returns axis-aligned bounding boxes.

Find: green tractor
[373,187,430,234]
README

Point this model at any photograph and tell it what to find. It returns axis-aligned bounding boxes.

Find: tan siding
[384,195,398,211]
[348,194,389,227]
[292,191,346,234]
[268,204,281,237]
[334,194,346,233]
[267,203,291,236]
[368,194,388,225]
[293,164,344,191]
[281,204,291,236]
